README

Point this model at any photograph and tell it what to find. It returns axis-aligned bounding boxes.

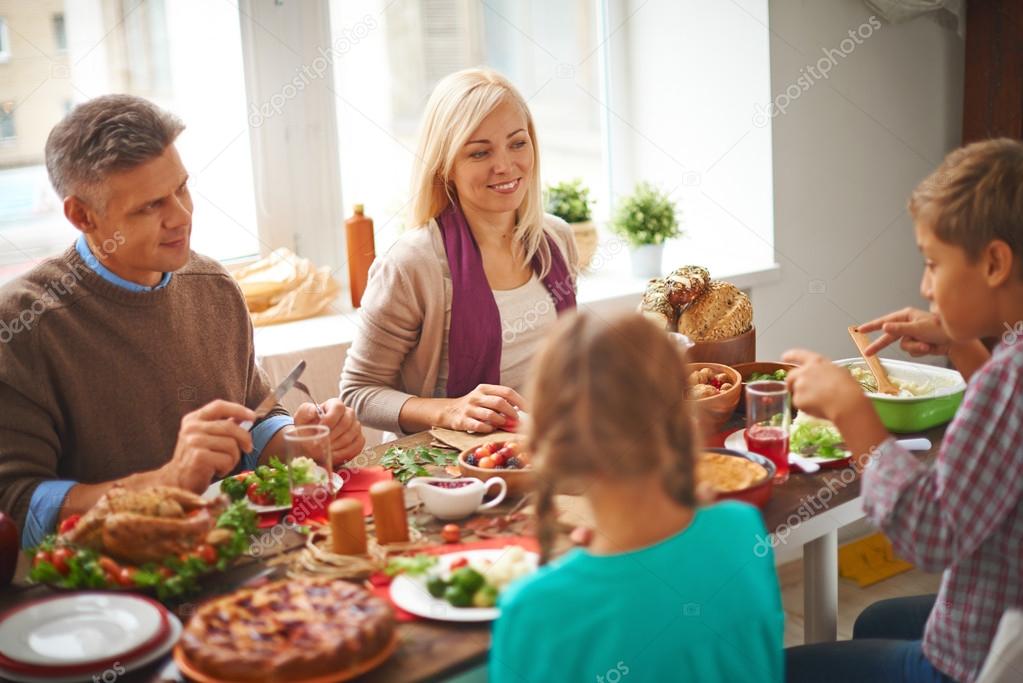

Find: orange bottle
[345,204,376,308]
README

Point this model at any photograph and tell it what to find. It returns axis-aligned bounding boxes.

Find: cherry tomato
[158,566,175,579]
[247,483,274,506]
[51,547,73,575]
[98,556,121,575]
[196,544,217,565]
[505,441,520,455]
[33,550,52,568]
[491,452,506,468]
[475,444,493,459]
[449,557,469,570]
[441,524,461,544]
[116,567,137,587]
[477,456,495,469]
[58,514,81,535]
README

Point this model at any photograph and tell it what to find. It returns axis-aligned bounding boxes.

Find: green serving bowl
[834,358,966,433]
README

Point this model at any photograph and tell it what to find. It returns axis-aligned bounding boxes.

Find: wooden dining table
[0,418,945,683]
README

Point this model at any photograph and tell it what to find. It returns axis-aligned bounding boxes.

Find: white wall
[755,0,964,361]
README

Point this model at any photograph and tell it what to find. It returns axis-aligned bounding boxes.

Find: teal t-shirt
[489,501,783,683]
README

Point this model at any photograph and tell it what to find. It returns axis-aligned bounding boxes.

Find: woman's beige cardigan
[340,215,578,434]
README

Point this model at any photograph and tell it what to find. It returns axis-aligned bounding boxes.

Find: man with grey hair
[0,94,365,547]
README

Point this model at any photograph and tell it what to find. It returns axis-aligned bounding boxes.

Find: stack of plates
[0,593,181,683]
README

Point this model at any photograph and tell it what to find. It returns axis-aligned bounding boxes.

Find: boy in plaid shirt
[783,138,1023,683]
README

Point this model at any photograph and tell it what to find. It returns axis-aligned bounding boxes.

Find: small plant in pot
[610,181,682,277]
[544,179,597,271]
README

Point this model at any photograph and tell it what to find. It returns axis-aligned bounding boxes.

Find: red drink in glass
[291,483,334,523]
[745,380,791,484]
[744,424,790,483]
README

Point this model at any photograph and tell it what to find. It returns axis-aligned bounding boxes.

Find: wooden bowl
[732,361,798,413]
[686,325,756,366]
[686,362,742,435]
[700,448,775,508]
[457,441,536,498]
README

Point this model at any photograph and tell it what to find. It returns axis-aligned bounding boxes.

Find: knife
[240,360,306,430]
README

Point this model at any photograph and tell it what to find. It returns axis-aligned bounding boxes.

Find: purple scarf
[438,199,576,397]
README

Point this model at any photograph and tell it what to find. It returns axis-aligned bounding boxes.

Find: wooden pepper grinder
[370,480,409,544]
[345,204,376,308]
[328,498,367,555]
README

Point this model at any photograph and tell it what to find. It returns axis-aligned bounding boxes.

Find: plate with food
[724,413,853,470]
[27,487,258,601]
[174,576,396,683]
[834,358,966,433]
[696,448,775,507]
[203,456,343,513]
[388,547,538,622]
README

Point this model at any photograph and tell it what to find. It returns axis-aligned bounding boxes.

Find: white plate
[0,614,181,683]
[723,428,850,466]
[389,548,538,623]
[202,468,344,513]
[0,593,164,667]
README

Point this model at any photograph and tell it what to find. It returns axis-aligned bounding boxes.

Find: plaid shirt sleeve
[862,352,1023,573]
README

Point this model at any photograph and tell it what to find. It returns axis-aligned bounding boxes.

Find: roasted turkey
[61,486,227,564]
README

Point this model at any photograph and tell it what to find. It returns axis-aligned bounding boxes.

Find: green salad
[749,369,789,382]
[789,413,849,459]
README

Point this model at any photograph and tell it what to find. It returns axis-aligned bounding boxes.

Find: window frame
[0,17,11,63]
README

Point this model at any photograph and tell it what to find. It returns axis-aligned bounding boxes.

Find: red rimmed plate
[0,592,169,674]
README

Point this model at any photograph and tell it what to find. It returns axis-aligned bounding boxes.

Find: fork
[293,378,327,420]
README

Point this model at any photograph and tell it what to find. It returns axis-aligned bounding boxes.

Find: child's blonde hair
[409,67,553,277]
[527,312,698,562]
[910,138,1023,272]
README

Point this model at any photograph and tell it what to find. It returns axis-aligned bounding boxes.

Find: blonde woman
[340,68,578,436]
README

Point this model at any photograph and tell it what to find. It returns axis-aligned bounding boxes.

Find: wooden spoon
[848,326,900,395]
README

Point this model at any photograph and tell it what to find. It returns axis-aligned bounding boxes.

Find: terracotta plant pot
[570,220,599,272]
[686,325,756,367]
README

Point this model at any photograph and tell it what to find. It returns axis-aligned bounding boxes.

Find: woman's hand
[858,307,951,357]
[441,384,527,433]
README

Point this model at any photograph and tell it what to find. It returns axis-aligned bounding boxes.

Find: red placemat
[370,536,538,622]
[337,466,393,516]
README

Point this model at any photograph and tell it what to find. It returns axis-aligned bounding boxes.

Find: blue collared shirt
[23,238,291,548]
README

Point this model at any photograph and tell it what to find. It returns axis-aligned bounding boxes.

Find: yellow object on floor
[838,532,915,588]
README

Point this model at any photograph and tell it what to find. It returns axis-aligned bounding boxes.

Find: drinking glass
[283,424,334,522]
[744,380,791,484]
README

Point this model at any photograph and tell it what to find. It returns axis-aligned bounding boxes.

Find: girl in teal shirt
[489,312,784,683]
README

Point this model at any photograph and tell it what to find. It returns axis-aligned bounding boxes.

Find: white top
[435,274,558,397]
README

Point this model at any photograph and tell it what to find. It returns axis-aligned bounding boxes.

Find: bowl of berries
[458,439,535,497]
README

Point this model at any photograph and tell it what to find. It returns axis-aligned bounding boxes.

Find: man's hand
[294,399,366,464]
[158,400,254,492]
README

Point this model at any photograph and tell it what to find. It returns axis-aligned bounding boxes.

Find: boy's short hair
[910,138,1023,266]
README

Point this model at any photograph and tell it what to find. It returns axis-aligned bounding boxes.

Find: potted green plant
[610,181,682,277]
[544,179,597,271]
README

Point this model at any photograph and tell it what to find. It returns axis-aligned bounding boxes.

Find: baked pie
[178,576,395,681]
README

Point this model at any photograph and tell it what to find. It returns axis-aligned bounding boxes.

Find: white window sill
[252,263,782,359]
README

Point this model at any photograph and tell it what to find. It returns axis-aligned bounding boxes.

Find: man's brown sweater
[0,245,285,537]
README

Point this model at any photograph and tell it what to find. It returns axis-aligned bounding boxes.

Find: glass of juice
[283,424,334,523]
[744,380,791,484]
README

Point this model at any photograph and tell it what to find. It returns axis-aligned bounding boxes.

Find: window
[0,102,15,141]
[0,0,259,284]
[52,13,66,52]
[329,0,605,251]
[0,17,10,62]
[326,0,774,279]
